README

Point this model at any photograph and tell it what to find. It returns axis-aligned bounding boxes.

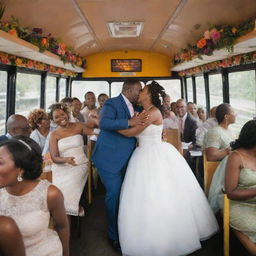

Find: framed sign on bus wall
[111,59,142,72]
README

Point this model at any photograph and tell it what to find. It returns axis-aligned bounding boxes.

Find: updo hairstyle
[231,120,256,150]
[147,81,166,110]
[48,103,70,120]
[0,136,43,180]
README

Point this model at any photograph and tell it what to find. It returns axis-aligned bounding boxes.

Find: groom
[92,79,145,251]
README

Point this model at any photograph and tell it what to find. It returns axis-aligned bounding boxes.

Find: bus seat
[163,128,182,154]
[203,153,219,195]
[223,193,230,256]
[86,138,93,204]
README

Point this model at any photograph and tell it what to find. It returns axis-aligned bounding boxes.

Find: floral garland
[0,51,77,77]
[178,51,256,77]
[0,16,86,69]
[173,18,255,65]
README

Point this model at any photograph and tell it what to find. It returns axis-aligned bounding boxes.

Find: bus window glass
[45,76,57,109]
[15,73,40,117]
[59,78,66,100]
[147,80,181,102]
[195,76,206,109]
[72,81,109,106]
[229,70,256,136]
[111,82,123,97]
[186,78,193,102]
[0,71,7,134]
[209,74,223,108]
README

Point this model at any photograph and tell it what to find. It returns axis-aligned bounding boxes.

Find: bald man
[0,114,31,143]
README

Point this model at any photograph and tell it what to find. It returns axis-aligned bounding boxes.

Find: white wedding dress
[118,124,218,256]
[52,134,88,216]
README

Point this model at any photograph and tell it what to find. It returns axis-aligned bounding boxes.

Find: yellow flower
[15,58,23,66]
[232,27,237,34]
[219,29,224,32]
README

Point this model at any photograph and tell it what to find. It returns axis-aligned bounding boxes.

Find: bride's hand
[129,111,149,127]
[65,157,77,166]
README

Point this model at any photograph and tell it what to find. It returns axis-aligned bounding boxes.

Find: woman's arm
[47,185,70,256]
[205,147,230,161]
[225,152,256,200]
[49,133,76,165]
[117,109,161,137]
[0,216,25,256]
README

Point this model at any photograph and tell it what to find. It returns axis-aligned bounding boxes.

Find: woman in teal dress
[203,103,236,161]
[225,120,256,255]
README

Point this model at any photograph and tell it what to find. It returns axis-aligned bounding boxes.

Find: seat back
[223,194,230,256]
[163,128,182,154]
[203,153,220,195]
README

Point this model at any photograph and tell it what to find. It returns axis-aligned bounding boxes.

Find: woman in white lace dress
[0,136,69,256]
[49,103,97,216]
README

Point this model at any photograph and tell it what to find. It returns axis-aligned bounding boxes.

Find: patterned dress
[0,180,62,256]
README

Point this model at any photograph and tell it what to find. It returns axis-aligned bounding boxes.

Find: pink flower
[210,29,221,43]
[204,30,211,39]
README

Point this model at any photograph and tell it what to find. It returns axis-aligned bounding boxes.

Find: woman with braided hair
[117,81,218,256]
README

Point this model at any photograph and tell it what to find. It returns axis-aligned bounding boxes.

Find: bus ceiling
[2,0,256,59]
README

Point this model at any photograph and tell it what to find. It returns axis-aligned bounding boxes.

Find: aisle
[70,192,222,256]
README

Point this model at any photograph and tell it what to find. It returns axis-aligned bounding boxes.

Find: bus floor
[69,185,248,256]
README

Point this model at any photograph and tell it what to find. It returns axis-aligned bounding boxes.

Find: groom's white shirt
[122,94,134,117]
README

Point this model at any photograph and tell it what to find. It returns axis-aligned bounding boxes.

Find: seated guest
[97,93,109,113]
[176,99,198,145]
[70,97,85,123]
[197,107,207,126]
[187,102,199,121]
[162,105,178,129]
[60,97,73,109]
[170,102,177,115]
[28,109,50,151]
[162,94,171,108]
[81,91,98,122]
[0,136,69,256]
[196,106,217,147]
[203,103,236,161]
[0,114,31,143]
[0,216,25,256]
[225,120,256,255]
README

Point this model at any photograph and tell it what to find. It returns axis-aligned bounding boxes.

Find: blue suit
[92,94,137,240]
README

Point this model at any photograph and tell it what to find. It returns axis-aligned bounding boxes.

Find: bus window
[15,73,41,117]
[71,81,109,106]
[45,76,57,110]
[0,71,7,134]
[195,76,206,109]
[59,78,67,101]
[147,80,181,102]
[209,74,223,108]
[229,70,256,136]
[111,82,123,97]
[186,78,193,102]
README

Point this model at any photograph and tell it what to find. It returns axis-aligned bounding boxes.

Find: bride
[117,81,218,256]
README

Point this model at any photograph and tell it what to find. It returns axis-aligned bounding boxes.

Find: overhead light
[107,21,144,38]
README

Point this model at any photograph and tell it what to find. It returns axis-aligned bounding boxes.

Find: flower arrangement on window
[0,51,77,77]
[173,18,255,65]
[0,16,86,69]
[178,51,256,77]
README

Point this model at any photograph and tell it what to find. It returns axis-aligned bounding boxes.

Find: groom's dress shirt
[122,94,134,117]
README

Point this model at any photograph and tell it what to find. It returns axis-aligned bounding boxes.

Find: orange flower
[8,28,18,37]
[41,37,48,47]
[15,58,23,66]
[232,27,237,34]
[197,38,207,48]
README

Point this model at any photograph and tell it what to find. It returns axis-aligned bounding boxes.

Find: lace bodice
[136,124,163,147]
[0,180,62,255]
[57,134,88,165]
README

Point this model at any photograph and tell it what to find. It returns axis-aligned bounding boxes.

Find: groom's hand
[128,111,148,127]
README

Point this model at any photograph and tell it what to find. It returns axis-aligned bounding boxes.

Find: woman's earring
[17,174,23,182]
